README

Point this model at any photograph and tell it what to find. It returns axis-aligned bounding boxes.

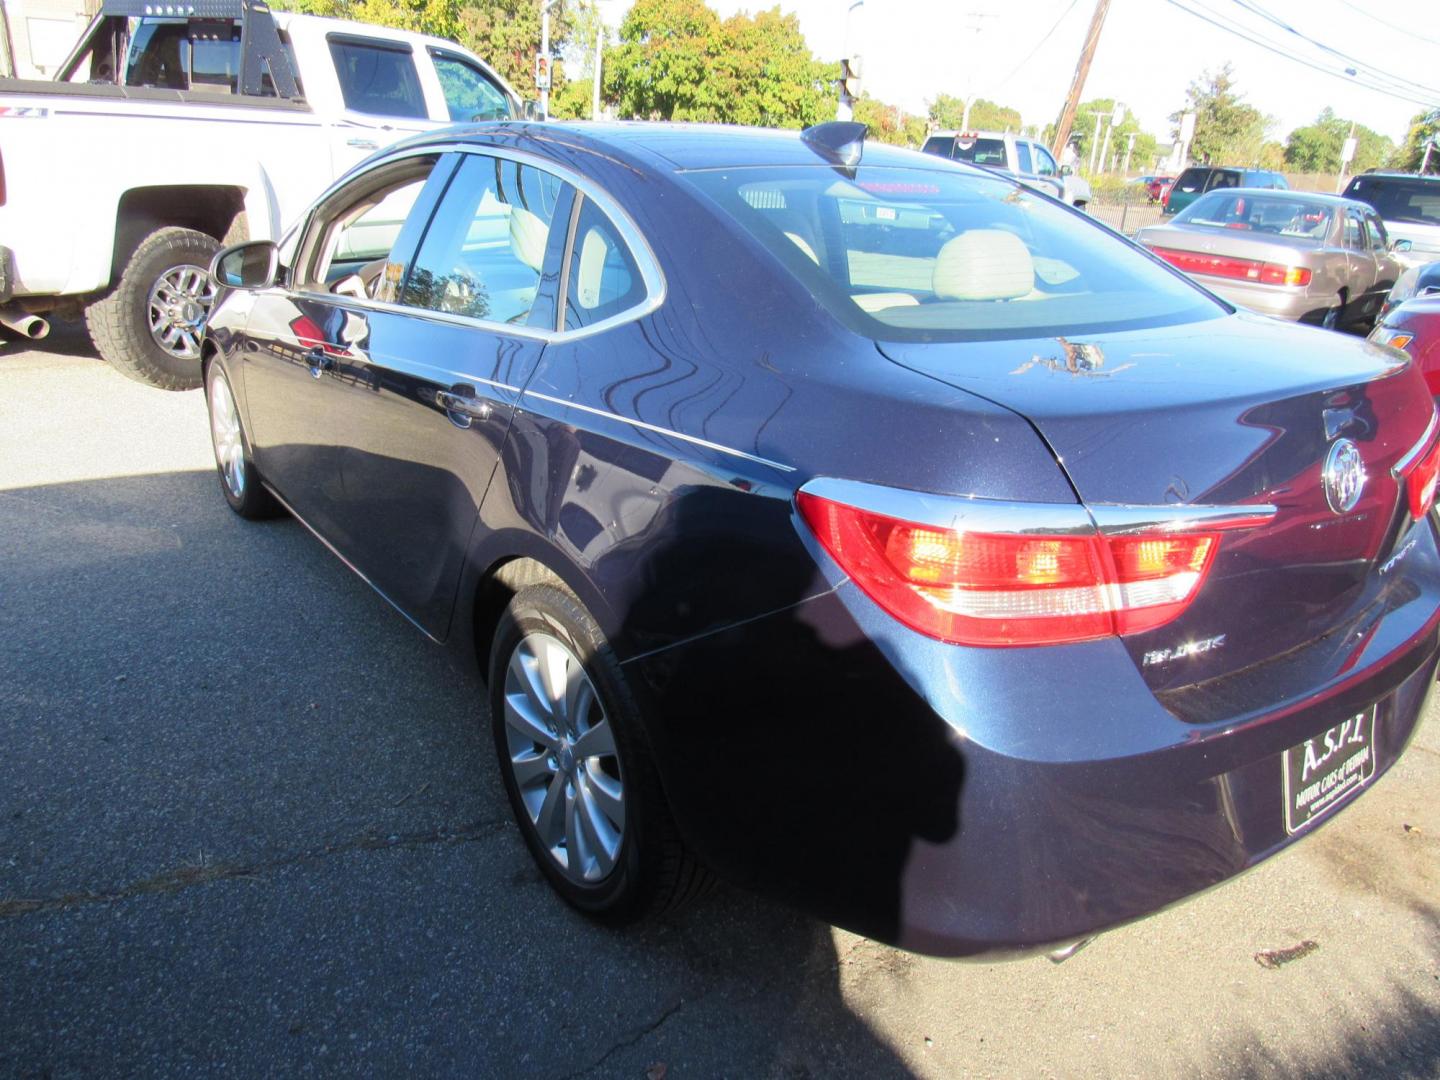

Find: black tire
[1321,292,1347,331]
[488,583,709,923]
[203,361,279,520]
[86,225,220,391]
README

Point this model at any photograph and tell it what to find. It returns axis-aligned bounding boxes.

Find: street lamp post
[837,0,864,122]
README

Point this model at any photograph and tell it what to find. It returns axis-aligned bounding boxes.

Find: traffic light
[534,53,551,91]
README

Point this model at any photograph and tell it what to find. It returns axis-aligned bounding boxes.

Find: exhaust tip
[1046,936,1097,964]
[0,310,50,341]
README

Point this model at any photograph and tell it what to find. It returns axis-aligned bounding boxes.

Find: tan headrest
[933,229,1034,301]
[510,206,548,273]
[576,226,610,309]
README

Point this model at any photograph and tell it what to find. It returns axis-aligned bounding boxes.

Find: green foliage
[1397,109,1440,173]
[604,0,834,127]
[1170,65,1272,167]
[853,94,925,147]
[1069,98,1156,174]
[925,93,1021,132]
[1283,108,1394,173]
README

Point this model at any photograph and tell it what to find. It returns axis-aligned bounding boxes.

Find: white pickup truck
[0,1,520,388]
[921,130,1093,211]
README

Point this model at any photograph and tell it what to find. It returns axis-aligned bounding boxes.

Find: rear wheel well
[472,557,567,677]
[109,186,247,285]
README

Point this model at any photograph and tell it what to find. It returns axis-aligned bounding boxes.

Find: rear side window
[1208,170,1241,191]
[328,37,427,118]
[563,199,646,330]
[1342,210,1365,249]
[403,153,569,325]
[1015,141,1033,174]
[124,19,300,94]
[685,165,1221,343]
[1173,168,1208,194]
[921,136,954,158]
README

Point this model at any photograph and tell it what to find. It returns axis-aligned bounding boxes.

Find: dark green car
[1163,166,1288,215]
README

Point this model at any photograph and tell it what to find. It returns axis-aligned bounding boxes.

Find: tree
[710,7,836,129]
[605,0,728,121]
[1170,64,1272,166]
[926,93,1022,132]
[1284,107,1394,173]
[854,94,926,147]
[1397,109,1440,173]
[1067,98,1157,174]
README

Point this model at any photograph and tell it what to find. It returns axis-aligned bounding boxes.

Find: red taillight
[797,493,1227,647]
[1400,435,1440,521]
[1150,247,1311,287]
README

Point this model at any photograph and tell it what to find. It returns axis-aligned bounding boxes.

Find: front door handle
[435,385,492,428]
[305,347,333,378]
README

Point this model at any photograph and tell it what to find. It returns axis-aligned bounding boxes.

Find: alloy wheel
[208,372,246,499]
[147,264,216,360]
[502,631,626,884]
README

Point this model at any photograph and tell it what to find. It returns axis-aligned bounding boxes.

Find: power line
[994,0,1081,89]
[1160,0,1439,109]
[1228,0,1440,102]
[1333,0,1440,52]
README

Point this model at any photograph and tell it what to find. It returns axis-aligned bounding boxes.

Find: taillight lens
[797,493,1225,647]
[1400,436,1440,520]
[1369,325,1415,353]
[1149,247,1311,287]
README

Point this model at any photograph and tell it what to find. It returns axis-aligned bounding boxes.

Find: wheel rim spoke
[147,262,216,361]
[501,630,625,885]
[208,374,246,498]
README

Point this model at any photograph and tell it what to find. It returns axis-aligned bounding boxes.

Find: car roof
[399,121,961,173]
[1354,172,1440,182]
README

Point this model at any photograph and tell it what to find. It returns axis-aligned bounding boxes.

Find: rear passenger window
[564,199,647,330]
[328,37,427,118]
[403,154,569,325]
[1343,211,1365,249]
[1015,142,1033,174]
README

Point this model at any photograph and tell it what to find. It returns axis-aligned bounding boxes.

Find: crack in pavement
[558,995,691,1080]
[0,818,510,919]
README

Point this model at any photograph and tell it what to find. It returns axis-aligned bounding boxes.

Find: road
[2,326,1439,1079]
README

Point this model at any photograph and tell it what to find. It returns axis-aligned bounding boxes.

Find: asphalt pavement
[2,324,1439,1079]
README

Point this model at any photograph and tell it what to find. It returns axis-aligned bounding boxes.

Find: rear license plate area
[1282,706,1377,834]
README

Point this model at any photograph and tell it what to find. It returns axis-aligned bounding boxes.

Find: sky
[591,0,1440,147]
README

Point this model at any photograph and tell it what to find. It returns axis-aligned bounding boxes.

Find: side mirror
[1059,164,1073,177]
[1392,239,1413,253]
[210,240,279,290]
[520,99,545,121]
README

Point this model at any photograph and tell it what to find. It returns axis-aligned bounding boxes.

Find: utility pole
[1050,0,1112,160]
[1122,132,1135,175]
[538,0,557,120]
[591,19,603,120]
[959,11,998,130]
[837,0,864,121]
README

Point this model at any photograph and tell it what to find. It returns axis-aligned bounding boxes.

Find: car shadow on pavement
[0,470,920,1078]
[0,317,100,360]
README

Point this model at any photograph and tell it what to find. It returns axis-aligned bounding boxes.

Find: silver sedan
[1134,189,1402,331]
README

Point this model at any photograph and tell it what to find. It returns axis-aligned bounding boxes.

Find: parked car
[1370,292,1440,400]
[1162,165,1288,216]
[1380,259,1440,321]
[1343,172,1440,271]
[1142,174,1176,203]
[1135,189,1401,330]
[0,2,520,388]
[202,121,1440,959]
[921,129,1092,208]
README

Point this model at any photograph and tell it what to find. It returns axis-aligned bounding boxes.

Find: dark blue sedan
[201,121,1440,958]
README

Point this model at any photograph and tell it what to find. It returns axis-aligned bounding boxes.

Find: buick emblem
[1323,438,1366,514]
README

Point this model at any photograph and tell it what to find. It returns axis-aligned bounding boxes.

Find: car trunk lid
[877,313,1436,712]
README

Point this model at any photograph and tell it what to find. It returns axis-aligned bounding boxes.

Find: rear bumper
[629,521,1440,958]
[1202,278,1320,320]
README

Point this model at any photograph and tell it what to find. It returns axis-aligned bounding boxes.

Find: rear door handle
[435,385,491,428]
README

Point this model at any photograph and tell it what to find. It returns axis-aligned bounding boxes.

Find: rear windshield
[683,165,1222,343]
[1344,177,1440,226]
[1174,192,1334,239]
[950,137,1007,167]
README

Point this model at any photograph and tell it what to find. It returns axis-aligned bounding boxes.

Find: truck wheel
[85,226,220,391]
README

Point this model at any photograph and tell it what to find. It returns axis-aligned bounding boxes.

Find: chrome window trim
[798,477,1277,536]
[1390,408,1440,479]
[293,142,666,344]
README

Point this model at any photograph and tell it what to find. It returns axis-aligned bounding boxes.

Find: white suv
[922,130,1092,210]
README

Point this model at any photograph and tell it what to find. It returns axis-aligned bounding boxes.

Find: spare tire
[85,226,220,391]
